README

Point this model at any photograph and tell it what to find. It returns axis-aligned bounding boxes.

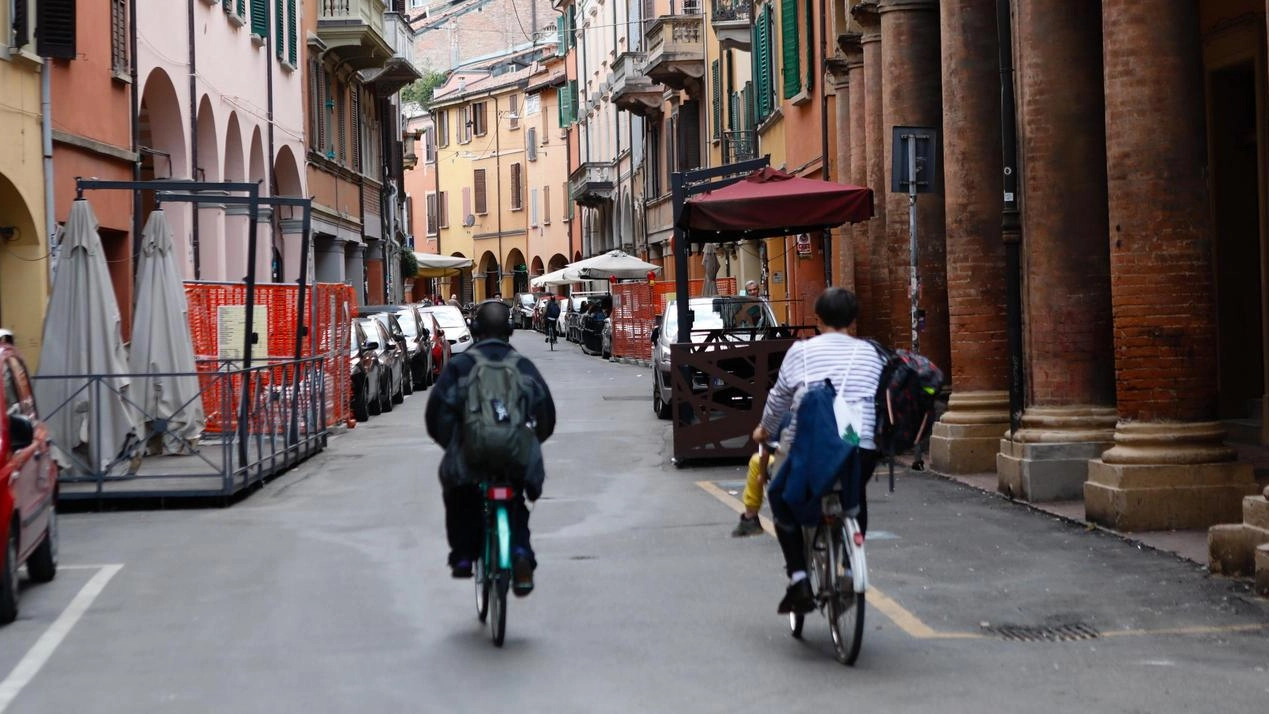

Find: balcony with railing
[569,161,616,208]
[644,10,706,97]
[363,11,423,94]
[612,52,664,117]
[318,0,393,70]
[722,130,757,165]
[711,0,751,51]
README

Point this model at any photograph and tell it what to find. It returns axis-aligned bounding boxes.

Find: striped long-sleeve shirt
[760,333,886,451]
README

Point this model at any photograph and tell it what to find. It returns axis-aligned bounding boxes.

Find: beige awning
[413,252,473,278]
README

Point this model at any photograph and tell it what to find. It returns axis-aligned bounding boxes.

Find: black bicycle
[546,320,558,351]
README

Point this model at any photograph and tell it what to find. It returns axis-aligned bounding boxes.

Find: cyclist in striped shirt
[752,287,885,615]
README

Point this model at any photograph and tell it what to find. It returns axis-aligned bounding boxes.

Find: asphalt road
[2,332,1268,713]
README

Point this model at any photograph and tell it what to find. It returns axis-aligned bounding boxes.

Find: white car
[420,304,474,353]
[651,296,779,419]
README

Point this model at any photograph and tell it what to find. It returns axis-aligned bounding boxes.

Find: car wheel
[403,366,414,396]
[1,522,18,625]
[392,375,405,404]
[353,381,371,421]
[27,503,57,583]
[367,379,382,416]
[381,377,395,412]
[653,373,671,420]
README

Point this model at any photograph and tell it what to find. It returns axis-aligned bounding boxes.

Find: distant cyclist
[544,296,561,343]
[752,288,884,615]
[425,300,556,596]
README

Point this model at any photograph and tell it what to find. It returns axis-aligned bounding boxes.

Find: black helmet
[470,300,512,341]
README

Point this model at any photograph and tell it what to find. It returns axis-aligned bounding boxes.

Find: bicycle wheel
[474,556,490,623]
[490,572,509,647]
[827,529,865,665]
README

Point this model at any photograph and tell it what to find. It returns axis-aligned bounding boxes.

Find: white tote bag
[802,343,867,446]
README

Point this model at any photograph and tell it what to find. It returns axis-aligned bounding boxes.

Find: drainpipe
[130,0,142,264]
[495,94,503,296]
[188,0,200,278]
[996,0,1025,435]
[818,0,831,286]
[266,0,277,280]
[41,58,55,282]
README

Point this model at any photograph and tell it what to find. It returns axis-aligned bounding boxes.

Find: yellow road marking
[695,480,981,640]
[694,480,1269,642]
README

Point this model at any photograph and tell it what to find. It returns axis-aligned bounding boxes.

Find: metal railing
[320,0,387,34]
[34,356,331,502]
[711,0,748,21]
[723,130,758,164]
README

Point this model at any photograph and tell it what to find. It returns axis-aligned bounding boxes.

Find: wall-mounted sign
[772,271,784,284]
[795,233,813,257]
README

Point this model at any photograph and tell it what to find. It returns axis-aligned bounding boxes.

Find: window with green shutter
[710,60,721,141]
[275,0,284,59]
[728,92,738,132]
[287,0,297,65]
[780,0,801,100]
[251,0,267,37]
[556,16,565,56]
[753,5,774,123]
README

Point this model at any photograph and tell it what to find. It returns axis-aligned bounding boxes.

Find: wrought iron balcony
[711,0,751,51]
[569,161,616,208]
[722,130,757,164]
[644,12,706,97]
[611,52,664,117]
[317,0,393,71]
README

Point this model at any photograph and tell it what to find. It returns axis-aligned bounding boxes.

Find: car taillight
[487,485,513,501]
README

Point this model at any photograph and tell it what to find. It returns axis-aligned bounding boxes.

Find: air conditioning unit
[463,214,476,227]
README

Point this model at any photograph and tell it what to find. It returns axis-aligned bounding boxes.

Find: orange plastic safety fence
[611,278,736,361]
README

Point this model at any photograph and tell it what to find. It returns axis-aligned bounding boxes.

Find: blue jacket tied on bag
[769,380,862,526]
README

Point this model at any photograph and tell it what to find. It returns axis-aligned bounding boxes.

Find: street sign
[795,233,812,257]
[890,126,939,194]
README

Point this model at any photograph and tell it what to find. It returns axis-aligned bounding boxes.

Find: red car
[422,311,452,381]
[1,342,58,624]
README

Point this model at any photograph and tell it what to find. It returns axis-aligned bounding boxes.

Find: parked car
[362,304,431,392]
[418,310,452,382]
[358,317,404,412]
[349,319,382,421]
[512,292,539,329]
[531,296,550,333]
[1,342,58,624]
[420,304,473,353]
[650,296,779,420]
[563,296,588,343]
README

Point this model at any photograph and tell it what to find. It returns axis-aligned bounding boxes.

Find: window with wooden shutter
[711,60,721,141]
[426,193,438,235]
[803,0,814,94]
[728,92,738,132]
[275,0,285,59]
[12,0,29,47]
[351,86,362,171]
[426,128,437,163]
[111,0,128,75]
[680,101,701,171]
[473,102,487,136]
[37,0,76,59]
[287,0,297,65]
[557,86,570,128]
[474,169,487,214]
[237,0,247,19]
[530,188,538,227]
[436,110,448,147]
[543,185,551,224]
[251,0,268,37]
[510,163,523,210]
[527,128,537,161]
[753,8,769,122]
[509,95,519,129]
[439,191,449,227]
[565,182,573,221]
[780,0,801,100]
[462,187,471,221]
[556,16,566,56]
[337,82,347,164]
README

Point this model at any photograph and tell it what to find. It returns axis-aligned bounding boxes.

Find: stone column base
[1209,488,1269,586]
[930,390,1009,474]
[1085,422,1259,531]
[995,405,1117,501]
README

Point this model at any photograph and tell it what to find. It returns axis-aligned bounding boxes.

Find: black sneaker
[777,579,815,615]
[450,560,473,579]
[731,514,764,537]
[512,557,534,597]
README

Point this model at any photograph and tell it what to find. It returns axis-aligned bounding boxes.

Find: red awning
[676,167,875,241]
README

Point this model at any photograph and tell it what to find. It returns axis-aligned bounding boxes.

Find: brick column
[827,56,855,295]
[839,33,873,337]
[929,0,1010,474]
[995,0,1117,501]
[1085,0,1257,531]
[853,2,891,343]
[879,0,950,375]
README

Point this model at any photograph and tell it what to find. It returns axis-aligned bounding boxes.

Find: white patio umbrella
[570,249,661,280]
[35,200,140,472]
[130,209,205,454]
[530,266,582,288]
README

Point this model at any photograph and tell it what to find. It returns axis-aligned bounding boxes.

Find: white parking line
[0,564,124,713]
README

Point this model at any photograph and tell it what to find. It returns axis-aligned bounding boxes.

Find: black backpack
[868,342,946,489]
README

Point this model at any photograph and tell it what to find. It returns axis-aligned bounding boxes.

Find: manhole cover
[602,395,650,401]
[985,623,1099,642]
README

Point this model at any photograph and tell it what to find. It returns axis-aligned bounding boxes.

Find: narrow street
[2,334,1268,713]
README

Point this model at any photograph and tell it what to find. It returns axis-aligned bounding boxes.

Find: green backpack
[461,348,537,473]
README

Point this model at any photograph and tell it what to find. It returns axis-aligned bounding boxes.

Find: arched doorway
[0,171,48,359]
[477,251,498,300]
[450,251,470,303]
[138,68,190,279]
[506,248,527,294]
[530,256,545,281]
[548,253,568,272]
[195,96,224,279]
[273,145,305,283]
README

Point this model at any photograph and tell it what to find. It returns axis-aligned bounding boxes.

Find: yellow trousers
[742,451,780,513]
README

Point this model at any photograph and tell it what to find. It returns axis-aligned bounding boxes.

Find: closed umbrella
[130,210,205,454]
[701,243,720,297]
[35,200,140,472]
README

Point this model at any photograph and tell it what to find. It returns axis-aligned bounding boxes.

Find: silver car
[420,304,474,353]
[651,296,779,419]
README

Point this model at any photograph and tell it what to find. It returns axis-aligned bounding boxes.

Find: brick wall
[410,0,558,71]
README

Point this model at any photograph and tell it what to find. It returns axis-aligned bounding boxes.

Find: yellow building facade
[0,10,50,364]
